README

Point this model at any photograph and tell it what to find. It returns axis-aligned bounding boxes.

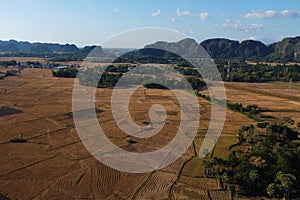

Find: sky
[0,0,300,47]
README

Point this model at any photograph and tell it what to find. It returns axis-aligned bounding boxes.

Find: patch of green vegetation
[0,189,15,200]
[74,173,85,185]
[142,121,150,125]
[0,60,17,67]
[203,122,300,199]
[10,137,27,143]
[282,116,295,126]
[198,92,262,122]
[143,83,169,89]
[52,68,78,78]
[66,124,75,128]
[125,137,136,144]
[217,62,300,82]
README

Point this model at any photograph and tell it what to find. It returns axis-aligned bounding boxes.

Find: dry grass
[1,68,297,199]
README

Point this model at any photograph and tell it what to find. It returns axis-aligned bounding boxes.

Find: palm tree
[249,170,258,182]
[276,171,296,200]
[267,183,277,199]
[249,156,267,169]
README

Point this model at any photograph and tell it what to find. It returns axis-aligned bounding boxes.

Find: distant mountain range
[1,36,300,62]
[0,40,79,54]
[146,36,300,63]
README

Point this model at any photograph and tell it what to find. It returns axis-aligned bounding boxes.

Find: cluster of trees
[174,66,201,77]
[198,92,263,121]
[203,120,300,199]
[0,60,17,67]
[143,77,206,91]
[217,62,300,82]
[227,103,262,121]
[52,68,78,78]
[52,65,207,91]
[0,69,21,80]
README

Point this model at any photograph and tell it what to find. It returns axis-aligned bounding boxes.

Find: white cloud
[200,12,209,21]
[244,10,300,19]
[221,21,264,32]
[171,17,181,23]
[245,36,279,44]
[183,10,191,15]
[281,9,300,17]
[176,9,209,21]
[152,9,161,17]
[189,29,194,34]
[176,9,192,16]
[113,7,119,13]
[247,36,262,41]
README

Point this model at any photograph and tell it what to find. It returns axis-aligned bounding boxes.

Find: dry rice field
[0,68,299,199]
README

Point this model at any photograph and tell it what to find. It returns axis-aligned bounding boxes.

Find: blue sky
[0,0,299,47]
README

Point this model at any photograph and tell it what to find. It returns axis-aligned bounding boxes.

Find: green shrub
[75,173,85,185]
[10,137,27,143]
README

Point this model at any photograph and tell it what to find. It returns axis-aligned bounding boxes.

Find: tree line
[202,120,300,199]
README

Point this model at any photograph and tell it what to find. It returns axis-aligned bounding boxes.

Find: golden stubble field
[0,68,299,199]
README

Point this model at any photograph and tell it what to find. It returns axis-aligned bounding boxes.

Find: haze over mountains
[0,36,300,62]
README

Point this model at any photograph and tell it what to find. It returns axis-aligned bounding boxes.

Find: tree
[215,173,222,189]
[249,169,259,182]
[202,159,212,177]
[236,132,245,144]
[257,121,269,135]
[282,117,295,126]
[221,173,235,200]
[207,122,300,199]
[276,171,296,200]
[267,183,277,199]
[249,156,267,168]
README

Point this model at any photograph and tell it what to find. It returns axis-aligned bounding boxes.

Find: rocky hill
[0,40,78,54]
[146,36,300,62]
[1,36,300,62]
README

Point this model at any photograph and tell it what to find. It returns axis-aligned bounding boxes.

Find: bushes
[143,83,168,89]
[74,173,85,185]
[227,103,261,121]
[125,137,136,144]
[217,63,300,82]
[282,117,295,126]
[10,137,27,143]
[52,68,78,78]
